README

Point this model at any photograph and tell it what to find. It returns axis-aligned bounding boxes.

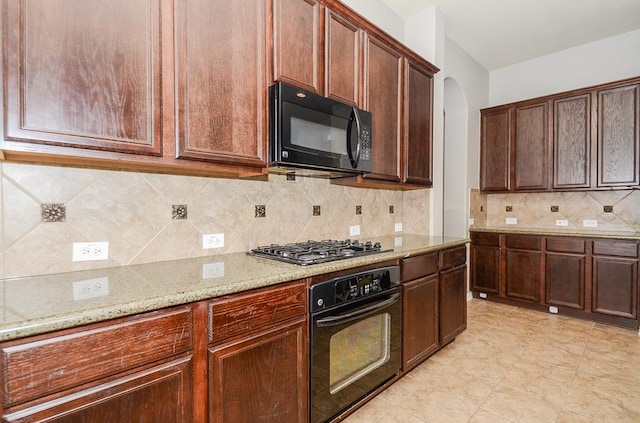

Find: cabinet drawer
[440,246,467,270]
[402,253,439,282]
[471,232,500,246]
[592,240,639,258]
[1,307,193,407]
[208,281,306,344]
[505,235,541,250]
[546,237,585,253]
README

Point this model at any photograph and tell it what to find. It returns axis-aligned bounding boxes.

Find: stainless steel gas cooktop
[249,239,390,265]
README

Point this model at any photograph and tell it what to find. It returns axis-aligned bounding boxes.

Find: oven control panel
[310,265,400,312]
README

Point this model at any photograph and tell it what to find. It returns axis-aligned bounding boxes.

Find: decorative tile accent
[255,205,266,218]
[389,205,394,214]
[172,204,188,220]
[41,203,66,223]
[551,205,559,212]
[356,205,362,215]
[506,206,513,212]
[604,205,613,213]
[313,205,321,216]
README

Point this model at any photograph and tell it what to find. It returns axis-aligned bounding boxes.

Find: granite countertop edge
[470,226,640,240]
[0,236,469,342]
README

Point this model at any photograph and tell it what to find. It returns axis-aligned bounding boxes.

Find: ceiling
[379,0,640,70]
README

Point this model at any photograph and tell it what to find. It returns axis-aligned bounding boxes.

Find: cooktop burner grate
[249,239,390,265]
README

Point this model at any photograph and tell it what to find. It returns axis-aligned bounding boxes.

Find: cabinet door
[3,357,194,423]
[597,83,640,187]
[514,102,549,190]
[402,274,438,371]
[440,265,467,346]
[325,8,361,106]
[175,0,267,167]
[553,93,592,189]
[545,252,585,310]
[273,0,322,94]
[363,35,403,182]
[3,0,162,155]
[480,108,511,191]
[470,245,500,294]
[404,60,434,186]
[505,238,541,303]
[592,256,638,319]
[209,319,307,423]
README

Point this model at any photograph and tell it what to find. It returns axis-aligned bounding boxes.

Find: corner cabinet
[471,231,640,330]
[481,76,640,192]
[1,0,268,177]
[401,245,467,372]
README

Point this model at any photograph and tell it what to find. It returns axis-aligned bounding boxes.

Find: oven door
[310,287,402,423]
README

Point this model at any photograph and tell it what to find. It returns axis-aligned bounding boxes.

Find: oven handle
[315,293,400,328]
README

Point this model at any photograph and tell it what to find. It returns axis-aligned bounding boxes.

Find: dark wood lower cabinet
[470,233,501,294]
[440,264,467,345]
[402,274,439,370]
[208,318,307,423]
[3,357,194,423]
[401,246,467,372]
[471,231,640,329]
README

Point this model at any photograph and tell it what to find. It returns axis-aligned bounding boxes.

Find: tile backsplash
[0,162,429,278]
[470,189,640,232]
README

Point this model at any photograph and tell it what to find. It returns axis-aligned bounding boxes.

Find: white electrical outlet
[349,225,360,236]
[505,217,517,225]
[394,223,403,232]
[203,233,224,249]
[556,219,569,227]
[203,262,225,279]
[73,277,109,300]
[72,242,109,262]
[583,219,598,228]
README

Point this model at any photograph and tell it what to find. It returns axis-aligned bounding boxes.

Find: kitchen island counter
[0,235,468,341]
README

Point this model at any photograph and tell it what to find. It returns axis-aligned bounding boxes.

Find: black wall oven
[309,265,401,423]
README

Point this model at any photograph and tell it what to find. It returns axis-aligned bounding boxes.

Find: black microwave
[269,82,372,176]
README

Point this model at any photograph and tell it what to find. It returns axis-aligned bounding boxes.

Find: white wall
[490,29,640,105]
[339,0,404,41]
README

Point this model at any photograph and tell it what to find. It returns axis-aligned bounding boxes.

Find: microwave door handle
[346,108,362,168]
[315,293,400,327]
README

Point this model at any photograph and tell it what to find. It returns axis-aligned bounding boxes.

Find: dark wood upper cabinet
[597,83,640,187]
[480,107,512,191]
[553,93,592,189]
[514,101,550,190]
[325,8,361,106]
[404,60,434,186]
[272,0,323,94]
[362,34,403,182]
[174,0,268,167]
[3,0,162,156]
[482,76,640,192]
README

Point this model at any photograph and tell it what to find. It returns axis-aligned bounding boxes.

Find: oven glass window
[329,313,391,394]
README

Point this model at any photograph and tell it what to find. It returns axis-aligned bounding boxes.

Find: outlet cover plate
[203,233,224,249]
[349,225,360,236]
[72,242,109,262]
[394,223,403,232]
[505,217,517,225]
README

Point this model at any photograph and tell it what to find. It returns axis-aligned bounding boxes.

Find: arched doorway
[443,78,468,238]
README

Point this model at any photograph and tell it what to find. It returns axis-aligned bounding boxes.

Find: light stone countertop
[470,226,640,240]
[0,235,468,342]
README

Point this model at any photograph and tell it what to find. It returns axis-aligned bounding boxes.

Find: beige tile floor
[344,299,640,423]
